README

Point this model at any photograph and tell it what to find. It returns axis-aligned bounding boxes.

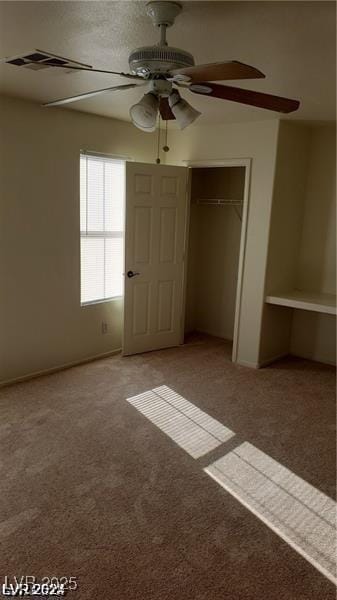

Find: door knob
[127,270,140,278]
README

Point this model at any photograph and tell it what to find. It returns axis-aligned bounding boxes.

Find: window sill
[81,296,123,307]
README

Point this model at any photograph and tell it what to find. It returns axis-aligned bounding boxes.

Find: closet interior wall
[185,167,244,341]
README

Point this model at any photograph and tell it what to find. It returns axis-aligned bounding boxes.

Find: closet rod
[195,199,242,205]
[195,198,243,221]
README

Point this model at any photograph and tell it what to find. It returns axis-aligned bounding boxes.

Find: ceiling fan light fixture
[168,90,201,129]
[130,92,159,132]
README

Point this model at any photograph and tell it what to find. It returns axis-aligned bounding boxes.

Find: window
[80,153,125,305]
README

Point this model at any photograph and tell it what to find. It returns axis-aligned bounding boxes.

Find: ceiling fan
[12,1,300,130]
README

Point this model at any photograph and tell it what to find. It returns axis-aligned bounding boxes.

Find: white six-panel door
[123,162,188,355]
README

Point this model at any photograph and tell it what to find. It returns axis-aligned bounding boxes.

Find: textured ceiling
[0,1,335,126]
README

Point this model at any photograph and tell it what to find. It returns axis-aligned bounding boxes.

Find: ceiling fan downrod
[159,24,168,47]
[146,1,183,48]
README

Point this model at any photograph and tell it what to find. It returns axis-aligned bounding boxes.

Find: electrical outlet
[101,321,108,334]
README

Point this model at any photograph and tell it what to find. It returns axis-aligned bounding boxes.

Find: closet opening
[184,161,251,362]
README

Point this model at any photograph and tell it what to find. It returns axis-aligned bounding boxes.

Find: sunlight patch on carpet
[127,385,234,458]
[205,442,337,584]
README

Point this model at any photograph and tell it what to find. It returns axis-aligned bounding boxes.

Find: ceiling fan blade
[189,82,300,113]
[26,61,142,80]
[171,61,265,83]
[43,83,142,107]
[159,97,175,120]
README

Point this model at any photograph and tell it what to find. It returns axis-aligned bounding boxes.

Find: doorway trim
[183,158,252,363]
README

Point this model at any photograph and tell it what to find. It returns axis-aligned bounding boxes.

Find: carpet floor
[0,334,335,599]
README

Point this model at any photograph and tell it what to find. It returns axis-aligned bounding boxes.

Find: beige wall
[290,311,336,365]
[3,95,332,378]
[260,122,336,366]
[168,119,280,367]
[0,98,280,380]
[0,95,157,383]
[260,122,311,363]
[291,125,336,363]
[296,126,336,295]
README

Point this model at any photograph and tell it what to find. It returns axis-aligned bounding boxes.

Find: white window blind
[80,153,125,305]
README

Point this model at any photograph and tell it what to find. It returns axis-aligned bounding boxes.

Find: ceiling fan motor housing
[128,46,194,77]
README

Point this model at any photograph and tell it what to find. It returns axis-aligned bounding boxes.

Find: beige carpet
[0,334,335,599]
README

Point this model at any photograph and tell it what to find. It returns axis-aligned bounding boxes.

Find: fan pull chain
[156,113,161,164]
[163,120,169,154]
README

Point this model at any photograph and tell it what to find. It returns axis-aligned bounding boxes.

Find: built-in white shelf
[265,290,336,315]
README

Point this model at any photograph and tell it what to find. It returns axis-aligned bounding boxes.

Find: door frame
[183,158,252,363]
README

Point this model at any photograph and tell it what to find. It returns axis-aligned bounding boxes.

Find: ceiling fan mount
[145,1,182,28]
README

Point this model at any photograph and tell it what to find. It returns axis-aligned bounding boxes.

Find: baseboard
[289,352,336,367]
[0,348,122,388]
[258,352,289,368]
[236,359,260,369]
[189,328,234,343]
[236,352,289,369]
[232,351,335,369]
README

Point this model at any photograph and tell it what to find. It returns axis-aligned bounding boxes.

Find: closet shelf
[196,198,242,206]
[265,290,337,315]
